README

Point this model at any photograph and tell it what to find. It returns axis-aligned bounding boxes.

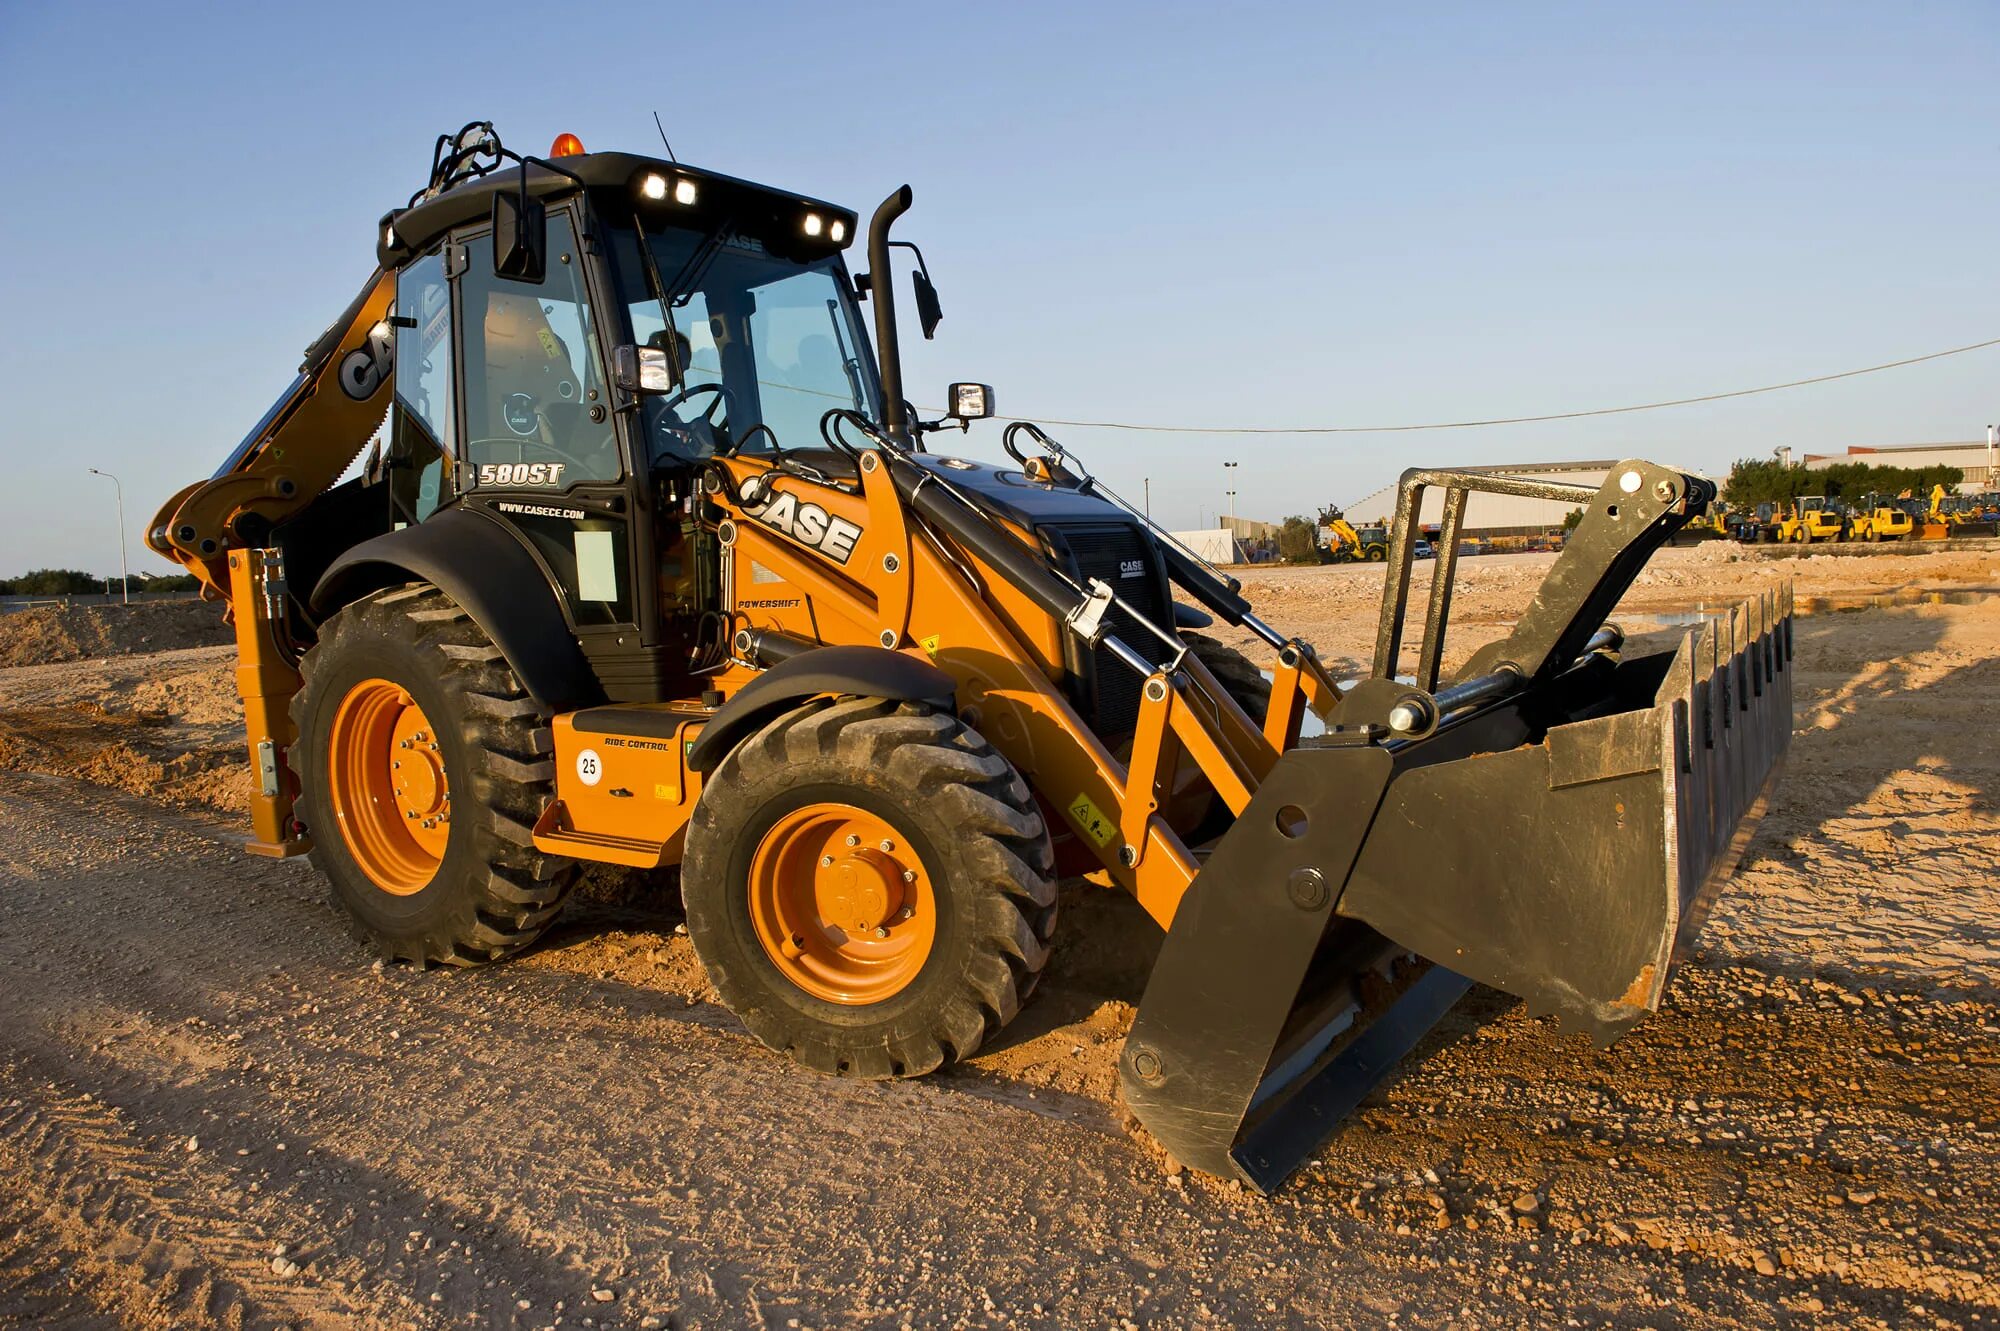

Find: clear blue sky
[3,1,1995,575]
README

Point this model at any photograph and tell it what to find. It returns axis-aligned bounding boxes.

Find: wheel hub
[747,804,935,1005]
[818,848,905,934]
[326,679,450,895]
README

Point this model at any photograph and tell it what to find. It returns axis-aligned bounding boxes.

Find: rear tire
[289,585,576,966]
[682,698,1056,1078]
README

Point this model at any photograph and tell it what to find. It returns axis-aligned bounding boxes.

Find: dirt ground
[0,600,229,669]
[0,544,1995,1330]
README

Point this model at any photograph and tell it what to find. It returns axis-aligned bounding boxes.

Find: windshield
[610,222,881,465]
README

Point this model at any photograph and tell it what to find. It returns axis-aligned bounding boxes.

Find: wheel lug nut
[879,840,894,852]
[898,906,913,920]
[845,835,859,847]
[820,855,834,867]
[874,927,889,939]
[901,870,916,884]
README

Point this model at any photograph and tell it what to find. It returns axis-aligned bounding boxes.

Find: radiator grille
[1044,523,1175,743]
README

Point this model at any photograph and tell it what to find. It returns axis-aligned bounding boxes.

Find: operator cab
[371,133,876,702]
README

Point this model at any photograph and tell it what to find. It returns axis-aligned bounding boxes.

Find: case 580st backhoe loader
[152,124,1792,1191]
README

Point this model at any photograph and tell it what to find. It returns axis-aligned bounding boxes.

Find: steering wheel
[653,381,742,458]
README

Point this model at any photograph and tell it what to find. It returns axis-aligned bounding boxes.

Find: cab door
[448,206,674,701]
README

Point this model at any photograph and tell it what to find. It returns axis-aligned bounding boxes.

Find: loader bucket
[1122,463,1792,1191]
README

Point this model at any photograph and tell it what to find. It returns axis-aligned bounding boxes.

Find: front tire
[1181,633,1273,843]
[683,698,1056,1078]
[289,585,576,966]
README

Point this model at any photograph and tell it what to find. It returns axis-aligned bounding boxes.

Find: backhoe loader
[151,124,1792,1190]
[1316,508,1389,563]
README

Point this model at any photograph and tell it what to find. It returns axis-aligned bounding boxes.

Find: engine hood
[905,453,1133,530]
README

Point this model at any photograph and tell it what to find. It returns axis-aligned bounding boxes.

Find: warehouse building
[1340,461,1647,539]
[1801,439,1996,490]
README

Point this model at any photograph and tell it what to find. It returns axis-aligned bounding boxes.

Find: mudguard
[311,507,604,716]
[684,646,956,774]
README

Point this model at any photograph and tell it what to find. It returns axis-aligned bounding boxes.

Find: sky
[2,1,1996,576]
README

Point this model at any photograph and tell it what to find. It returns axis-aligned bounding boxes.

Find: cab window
[389,250,454,523]
[460,211,621,488]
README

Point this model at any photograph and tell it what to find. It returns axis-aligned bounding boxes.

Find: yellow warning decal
[919,633,941,659]
[654,783,678,802]
[537,328,562,360]
[1066,792,1116,847]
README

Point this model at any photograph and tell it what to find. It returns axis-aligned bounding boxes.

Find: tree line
[0,569,199,595]
[1721,458,1966,509]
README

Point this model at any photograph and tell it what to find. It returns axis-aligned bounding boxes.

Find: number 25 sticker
[576,749,603,787]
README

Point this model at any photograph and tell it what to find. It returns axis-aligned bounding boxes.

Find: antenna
[651,111,678,164]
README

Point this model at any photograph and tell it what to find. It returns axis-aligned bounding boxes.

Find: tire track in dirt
[0,1070,379,1330]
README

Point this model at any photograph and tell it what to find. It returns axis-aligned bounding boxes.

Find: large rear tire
[682,698,1056,1078]
[289,585,576,966]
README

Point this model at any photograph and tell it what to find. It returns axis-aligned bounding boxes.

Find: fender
[311,507,605,715]
[685,645,956,774]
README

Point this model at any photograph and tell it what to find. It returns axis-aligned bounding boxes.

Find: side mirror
[912,268,943,339]
[612,345,675,395]
[945,382,994,423]
[493,190,547,283]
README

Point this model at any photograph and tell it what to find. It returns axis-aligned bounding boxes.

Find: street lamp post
[86,467,129,605]
[1222,460,1238,529]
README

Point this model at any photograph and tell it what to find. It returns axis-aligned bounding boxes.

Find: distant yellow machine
[1318,513,1389,562]
[1850,494,1913,542]
[1778,497,1847,544]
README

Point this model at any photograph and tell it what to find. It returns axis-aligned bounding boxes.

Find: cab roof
[378,151,860,270]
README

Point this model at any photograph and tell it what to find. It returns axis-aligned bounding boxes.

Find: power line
[985,335,2000,436]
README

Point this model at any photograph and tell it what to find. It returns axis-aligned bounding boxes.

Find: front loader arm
[147,269,397,598]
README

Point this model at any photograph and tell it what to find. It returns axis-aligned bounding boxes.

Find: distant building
[1802,440,1994,491]
[1341,461,1662,539]
[1170,529,1246,563]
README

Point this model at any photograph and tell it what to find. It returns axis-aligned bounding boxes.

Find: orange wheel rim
[747,803,936,1005]
[326,678,450,896]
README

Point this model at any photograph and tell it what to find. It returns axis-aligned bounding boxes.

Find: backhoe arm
[148,269,397,597]
[146,268,396,860]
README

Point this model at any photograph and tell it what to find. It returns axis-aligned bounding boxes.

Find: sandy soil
[0,546,1995,1329]
[0,600,230,669]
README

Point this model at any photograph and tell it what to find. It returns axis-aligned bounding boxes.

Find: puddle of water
[1248,587,2000,738]
[1636,585,2000,626]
